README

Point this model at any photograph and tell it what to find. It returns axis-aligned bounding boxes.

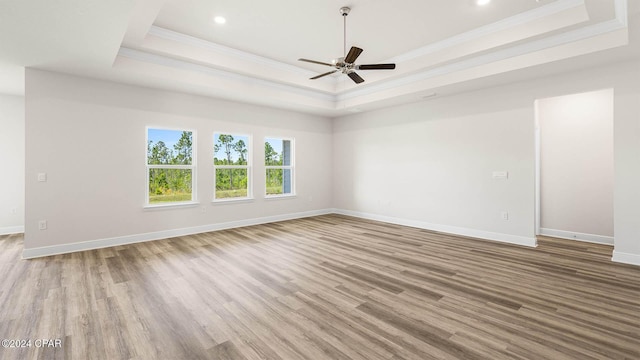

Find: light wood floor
[1,214,638,360]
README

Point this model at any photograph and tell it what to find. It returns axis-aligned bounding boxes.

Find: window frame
[213,132,253,203]
[264,136,295,198]
[145,126,198,208]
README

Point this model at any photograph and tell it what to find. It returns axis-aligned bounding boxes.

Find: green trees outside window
[146,130,294,204]
[147,129,195,204]
[214,133,250,200]
[265,138,293,196]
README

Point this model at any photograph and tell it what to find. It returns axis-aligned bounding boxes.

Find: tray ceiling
[0,0,637,115]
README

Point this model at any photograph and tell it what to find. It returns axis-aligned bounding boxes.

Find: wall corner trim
[612,250,640,266]
[332,209,537,248]
[0,226,25,236]
[21,209,332,259]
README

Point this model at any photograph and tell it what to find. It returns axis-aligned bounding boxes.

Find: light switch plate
[37,173,47,182]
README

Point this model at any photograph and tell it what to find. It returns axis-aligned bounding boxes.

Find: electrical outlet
[38,220,47,230]
[201,206,207,213]
[10,208,17,214]
[37,173,47,182]
[501,212,509,221]
[492,171,509,180]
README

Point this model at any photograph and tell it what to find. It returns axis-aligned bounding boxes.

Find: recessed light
[213,16,226,25]
[477,0,491,5]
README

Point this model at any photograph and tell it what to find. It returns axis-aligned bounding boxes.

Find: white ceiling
[0,0,638,115]
[154,0,563,70]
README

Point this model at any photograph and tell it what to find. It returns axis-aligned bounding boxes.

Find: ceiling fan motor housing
[340,7,350,16]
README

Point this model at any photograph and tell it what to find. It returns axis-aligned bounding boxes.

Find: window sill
[212,197,255,205]
[264,194,297,200]
[143,201,200,210]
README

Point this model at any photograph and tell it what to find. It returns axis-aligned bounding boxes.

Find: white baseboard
[539,228,614,245]
[612,250,640,266]
[0,226,24,236]
[332,209,537,248]
[22,208,637,267]
[22,209,332,259]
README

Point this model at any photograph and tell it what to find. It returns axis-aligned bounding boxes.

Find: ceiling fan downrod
[340,7,350,58]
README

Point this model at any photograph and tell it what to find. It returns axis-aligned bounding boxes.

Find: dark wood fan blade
[357,64,396,70]
[344,47,363,64]
[298,58,335,67]
[310,70,338,80]
[347,72,365,84]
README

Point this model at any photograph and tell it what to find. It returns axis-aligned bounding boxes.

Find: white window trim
[145,126,197,207]
[264,136,295,198]
[143,201,200,210]
[213,133,253,203]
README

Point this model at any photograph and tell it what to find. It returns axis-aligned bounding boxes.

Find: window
[265,137,294,196]
[214,133,251,201]
[146,128,196,205]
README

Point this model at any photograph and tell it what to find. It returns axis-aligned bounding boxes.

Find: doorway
[534,89,614,245]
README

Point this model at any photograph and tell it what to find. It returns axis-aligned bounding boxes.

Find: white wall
[333,88,536,246]
[24,69,333,256]
[21,61,640,266]
[0,95,25,235]
[538,89,614,243]
[333,61,640,265]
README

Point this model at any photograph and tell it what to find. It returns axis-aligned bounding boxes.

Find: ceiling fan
[298,6,396,84]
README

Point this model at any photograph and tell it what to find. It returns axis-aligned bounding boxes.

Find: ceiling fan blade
[298,58,335,67]
[357,64,396,70]
[344,46,363,64]
[347,72,365,84]
[310,70,338,80]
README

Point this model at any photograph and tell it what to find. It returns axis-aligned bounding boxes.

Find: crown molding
[117,47,336,102]
[148,26,318,77]
[337,16,627,101]
[146,0,591,88]
[390,0,586,64]
[118,0,628,111]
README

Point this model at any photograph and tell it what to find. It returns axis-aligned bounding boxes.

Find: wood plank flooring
[0,214,638,360]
